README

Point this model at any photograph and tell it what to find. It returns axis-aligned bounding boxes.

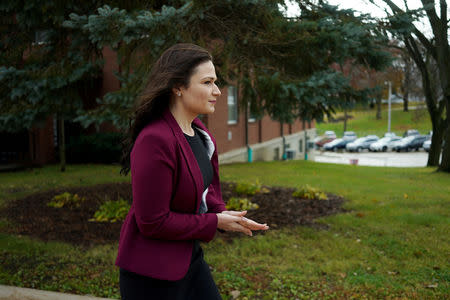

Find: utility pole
[386,81,392,133]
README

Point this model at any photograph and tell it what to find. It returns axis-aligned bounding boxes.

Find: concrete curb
[0,285,114,300]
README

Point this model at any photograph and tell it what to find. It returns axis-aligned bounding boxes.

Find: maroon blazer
[115,109,226,281]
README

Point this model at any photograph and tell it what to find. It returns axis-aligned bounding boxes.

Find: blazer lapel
[163,110,204,212]
[193,118,215,159]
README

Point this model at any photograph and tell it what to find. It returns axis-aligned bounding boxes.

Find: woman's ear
[172,87,182,97]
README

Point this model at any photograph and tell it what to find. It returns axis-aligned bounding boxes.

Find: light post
[385,81,392,133]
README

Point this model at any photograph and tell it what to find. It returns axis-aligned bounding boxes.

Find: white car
[423,140,431,152]
[370,136,402,152]
[384,132,396,138]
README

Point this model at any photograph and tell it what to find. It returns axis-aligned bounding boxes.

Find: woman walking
[116,43,268,300]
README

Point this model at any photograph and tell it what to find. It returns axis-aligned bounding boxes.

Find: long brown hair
[120,43,212,175]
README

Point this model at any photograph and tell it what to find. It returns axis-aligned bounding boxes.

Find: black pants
[119,241,222,300]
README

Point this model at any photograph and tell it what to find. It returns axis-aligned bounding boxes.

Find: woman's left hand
[222,210,247,217]
[222,210,269,231]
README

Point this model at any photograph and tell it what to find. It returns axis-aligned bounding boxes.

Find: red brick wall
[29,116,55,165]
[248,120,259,144]
[101,47,121,97]
[98,47,122,133]
[207,87,245,153]
[260,115,280,142]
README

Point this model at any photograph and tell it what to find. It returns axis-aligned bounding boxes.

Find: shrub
[66,132,123,164]
[292,185,328,200]
[90,198,130,223]
[235,180,262,196]
[47,192,86,208]
[226,197,259,211]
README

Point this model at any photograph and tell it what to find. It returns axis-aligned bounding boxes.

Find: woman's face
[177,60,221,116]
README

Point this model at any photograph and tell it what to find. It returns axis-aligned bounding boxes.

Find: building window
[248,102,257,123]
[274,147,280,160]
[227,86,238,124]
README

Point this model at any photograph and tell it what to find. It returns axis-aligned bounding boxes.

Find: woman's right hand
[216,213,253,236]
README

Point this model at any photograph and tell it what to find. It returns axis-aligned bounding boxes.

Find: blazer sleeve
[206,148,227,213]
[131,132,218,242]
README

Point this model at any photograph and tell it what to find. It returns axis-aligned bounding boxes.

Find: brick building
[204,85,316,164]
[0,47,316,167]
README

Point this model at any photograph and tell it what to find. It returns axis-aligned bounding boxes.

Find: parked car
[314,131,334,142]
[423,138,446,152]
[403,129,420,137]
[346,135,379,152]
[393,135,428,152]
[423,139,431,152]
[343,131,357,141]
[314,130,337,149]
[323,138,352,151]
[370,136,402,152]
[384,132,396,138]
[315,137,336,149]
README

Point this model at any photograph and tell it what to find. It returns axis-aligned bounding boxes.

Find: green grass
[316,104,431,137]
[1,163,449,299]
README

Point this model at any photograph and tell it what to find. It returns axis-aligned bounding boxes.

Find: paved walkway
[0,285,113,300]
[313,150,431,167]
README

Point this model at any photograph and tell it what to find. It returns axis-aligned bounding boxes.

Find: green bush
[235,180,262,196]
[90,198,130,223]
[47,192,86,208]
[292,185,328,200]
[66,132,123,164]
[226,197,259,211]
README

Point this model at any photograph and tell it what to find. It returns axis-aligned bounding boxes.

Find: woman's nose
[213,84,221,96]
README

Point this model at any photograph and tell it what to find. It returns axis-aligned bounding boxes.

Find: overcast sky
[324,0,425,18]
[282,0,438,36]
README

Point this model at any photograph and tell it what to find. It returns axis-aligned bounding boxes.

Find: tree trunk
[421,0,449,172]
[376,97,382,120]
[403,91,409,112]
[438,97,450,172]
[439,127,450,171]
[428,119,443,166]
[58,115,66,172]
[280,122,286,160]
[403,37,446,169]
[402,58,411,112]
[343,108,348,132]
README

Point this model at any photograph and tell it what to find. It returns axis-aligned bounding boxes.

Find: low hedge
[66,132,123,164]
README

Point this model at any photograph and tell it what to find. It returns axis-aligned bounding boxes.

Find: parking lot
[313,150,431,167]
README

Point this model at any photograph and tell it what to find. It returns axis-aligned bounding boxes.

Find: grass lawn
[1,162,449,299]
[316,104,432,138]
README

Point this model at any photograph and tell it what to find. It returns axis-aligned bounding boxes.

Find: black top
[184,127,213,213]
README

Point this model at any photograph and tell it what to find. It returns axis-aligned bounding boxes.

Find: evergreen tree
[2,0,393,166]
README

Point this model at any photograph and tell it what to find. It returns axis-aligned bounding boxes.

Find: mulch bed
[1,182,347,247]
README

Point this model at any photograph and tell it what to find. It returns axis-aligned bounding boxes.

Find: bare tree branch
[442,0,448,26]
[378,0,437,59]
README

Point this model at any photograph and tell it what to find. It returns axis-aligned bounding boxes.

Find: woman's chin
[203,107,215,114]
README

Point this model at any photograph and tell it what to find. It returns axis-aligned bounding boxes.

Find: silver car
[346,135,379,152]
[343,131,357,141]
